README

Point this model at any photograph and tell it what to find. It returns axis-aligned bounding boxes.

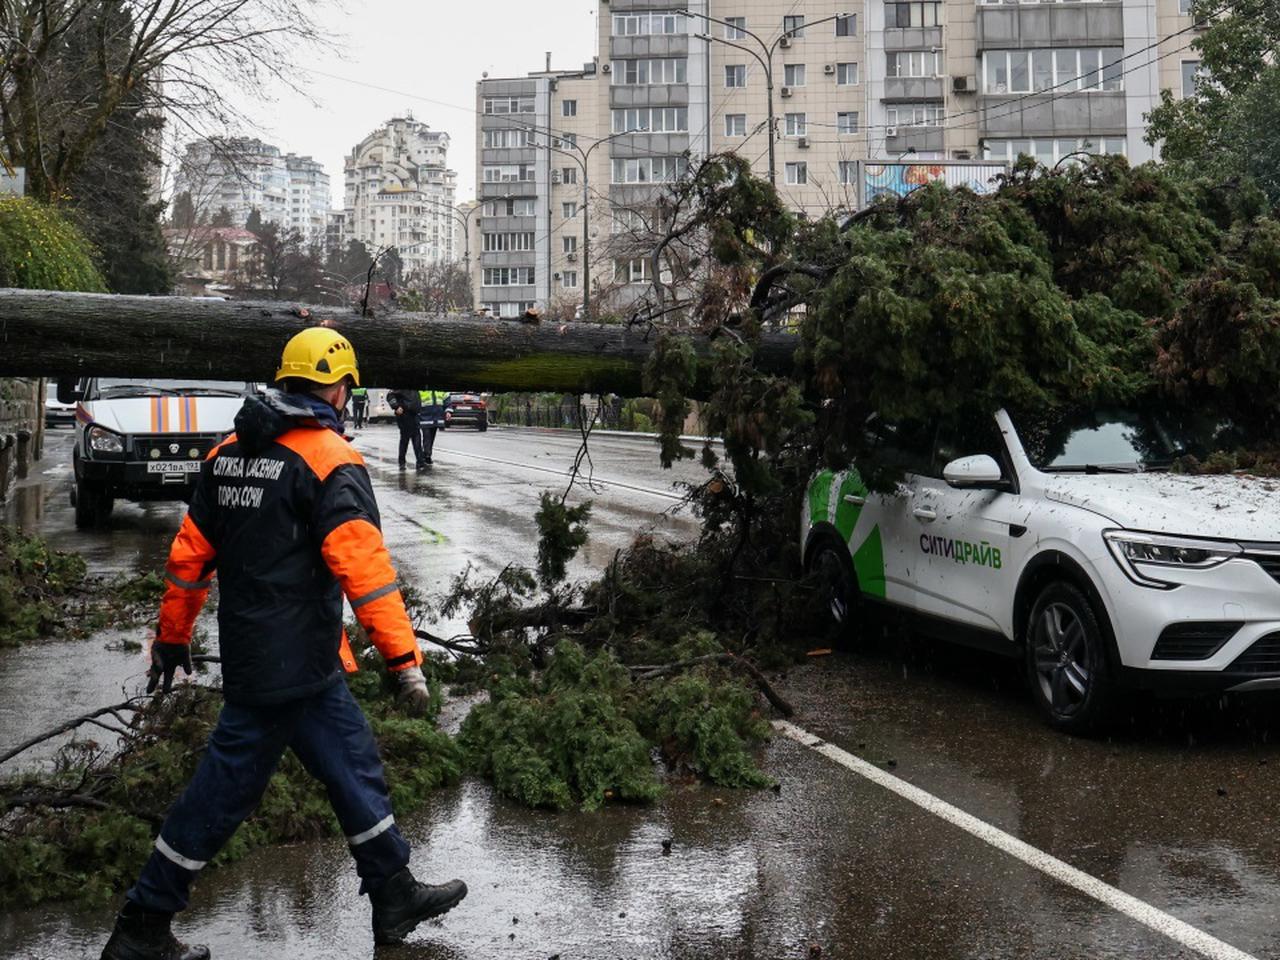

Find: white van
[64,377,255,527]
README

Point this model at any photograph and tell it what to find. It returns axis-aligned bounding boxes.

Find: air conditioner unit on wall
[567,252,579,262]
[798,136,810,148]
[953,75,977,93]
[886,126,899,137]
[779,36,792,48]
[823,63,835,75]
[780,86,793,98]
[602,63,611,74]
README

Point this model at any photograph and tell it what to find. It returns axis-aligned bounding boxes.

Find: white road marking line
[773,720,1258,960]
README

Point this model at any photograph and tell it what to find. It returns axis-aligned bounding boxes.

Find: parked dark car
[443,392,488,431]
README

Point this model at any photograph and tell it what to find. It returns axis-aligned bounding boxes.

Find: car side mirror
[944,455,1005,490]
[55,377,83,404]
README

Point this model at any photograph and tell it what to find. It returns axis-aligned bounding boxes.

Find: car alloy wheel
[1032,601,1091,717]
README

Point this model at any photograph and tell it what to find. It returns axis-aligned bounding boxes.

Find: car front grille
[1248,555,1280,586]
[1152,622,1243,661]
[1227,632,1280,675]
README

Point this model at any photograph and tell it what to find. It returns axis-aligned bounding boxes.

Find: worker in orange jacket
[100,329,467,960]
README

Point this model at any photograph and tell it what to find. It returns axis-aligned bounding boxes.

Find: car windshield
[1015,407,1255,473]
[94,379,250,399]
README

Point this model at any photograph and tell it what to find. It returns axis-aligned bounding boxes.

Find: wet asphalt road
[4,425,1280,959]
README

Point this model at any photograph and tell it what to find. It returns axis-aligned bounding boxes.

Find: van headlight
[87,425,124,454]
[1103,530,1242,589]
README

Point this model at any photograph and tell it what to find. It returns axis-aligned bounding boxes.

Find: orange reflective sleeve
[157,514,216,646]
[320,518,421,672]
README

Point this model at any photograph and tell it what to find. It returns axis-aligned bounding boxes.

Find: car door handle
[843,494,866,506]
[913,507,937,522]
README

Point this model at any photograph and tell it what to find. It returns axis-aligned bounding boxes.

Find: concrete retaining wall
[0,378,43,501]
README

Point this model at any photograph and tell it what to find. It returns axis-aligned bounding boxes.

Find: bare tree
[0,0,327,201]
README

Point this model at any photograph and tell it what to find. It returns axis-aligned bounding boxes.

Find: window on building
[611,156,688,184]
[886,103,945,126]
[835,13,857,35]
[562,201,578,219]
[556,133,579,148]
[783,14,805,38]
[612,11,686,36]
[839,161,857,185]
[612,208,652,234]
[725,114,748,137]
[482,163,536,183]
[724,16,747,39]
[482,232,536,252]
[1179,0,1193,12]
[983,48,1123,94]
[983,137,1126,165]
[837,111,860,134]
[784,113,808,137]
[887,50,942,78]
[785,162,808,185]
[784,64,806,86]
[615,258,652,284]
[612,58,688,85]
[1181,59,1202,98]
[562,271,578,288]
[836,62,859,85]
[483,97,535,115]
[483,267,536,286]
[563,236,578,253]
[561,167,578,185]
[612,107,690,133]
[886,2,940,28]
[725,64,747,88]
[562,100,578,117]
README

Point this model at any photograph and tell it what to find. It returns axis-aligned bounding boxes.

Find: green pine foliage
[0,196,106,292]
[0,527,88,647]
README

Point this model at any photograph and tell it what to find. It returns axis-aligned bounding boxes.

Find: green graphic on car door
[809,469,886,600]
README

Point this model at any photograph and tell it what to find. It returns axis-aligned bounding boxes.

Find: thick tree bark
[0,290,797,397]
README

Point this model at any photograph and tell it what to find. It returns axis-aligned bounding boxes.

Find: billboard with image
[863,162,1006,205]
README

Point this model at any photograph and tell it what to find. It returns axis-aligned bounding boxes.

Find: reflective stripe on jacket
[418,389,447,426]
[157,390,422,705]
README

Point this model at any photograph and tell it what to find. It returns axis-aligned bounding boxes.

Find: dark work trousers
[419,425,438,462]
[396,413,423,466]
[352,399,368,429]
[127,681,410,914]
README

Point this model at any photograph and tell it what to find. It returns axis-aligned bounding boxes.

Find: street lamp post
[681,10,851,186]
[534,128,636,320]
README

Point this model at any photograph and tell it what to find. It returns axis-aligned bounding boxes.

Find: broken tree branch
[628,653,794,717]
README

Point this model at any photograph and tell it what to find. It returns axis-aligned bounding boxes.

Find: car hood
[80,395,243,435]
[1042,472,1280,542]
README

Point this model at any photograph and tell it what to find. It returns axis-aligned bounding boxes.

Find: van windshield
[1015,408,1252,473]
[94,379,250,399]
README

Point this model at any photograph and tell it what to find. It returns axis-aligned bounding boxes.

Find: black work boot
[370,868,467,945]
[100,901,210,960]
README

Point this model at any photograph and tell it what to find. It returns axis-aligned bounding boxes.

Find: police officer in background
[100,329,466,960]
[418,387,447,465]
[386,387,423,470]
[351,385,369,429]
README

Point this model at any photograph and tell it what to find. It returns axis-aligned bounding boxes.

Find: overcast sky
[213,0,600,207]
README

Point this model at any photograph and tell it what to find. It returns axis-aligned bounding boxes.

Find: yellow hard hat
[275,327,361,386]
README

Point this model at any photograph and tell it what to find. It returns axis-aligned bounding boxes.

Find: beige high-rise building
[475,0,1201,315]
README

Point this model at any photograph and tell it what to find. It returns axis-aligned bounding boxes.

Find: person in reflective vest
[351,386,369,429]
[417,388,447,465]
[99,329,467,960]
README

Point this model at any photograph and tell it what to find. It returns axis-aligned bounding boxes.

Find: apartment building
[474,62,607,318]
[475,0,1199,312]
[343,117,459,280]
[174,137,330,239]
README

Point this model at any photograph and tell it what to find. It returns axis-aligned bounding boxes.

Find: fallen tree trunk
[0,289,798,397]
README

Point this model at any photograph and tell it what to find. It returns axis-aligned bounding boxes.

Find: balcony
[980,90,1125,136]
[977,3,1124,48]
[883,77,946,101]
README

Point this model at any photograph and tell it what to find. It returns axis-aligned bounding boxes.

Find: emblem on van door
[169,443,180,454]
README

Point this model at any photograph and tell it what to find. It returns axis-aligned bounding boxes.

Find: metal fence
[488,395,653,433]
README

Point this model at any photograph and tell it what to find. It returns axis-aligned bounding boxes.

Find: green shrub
[0,195,105,292]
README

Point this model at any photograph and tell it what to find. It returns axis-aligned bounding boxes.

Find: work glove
[396,665,431,717]
[147,641,193,695]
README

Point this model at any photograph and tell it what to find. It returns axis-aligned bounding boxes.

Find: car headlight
[1103,529,1242,589]
[87,425,124,454]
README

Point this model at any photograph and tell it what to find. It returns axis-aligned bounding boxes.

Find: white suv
[801,408,1280,733]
